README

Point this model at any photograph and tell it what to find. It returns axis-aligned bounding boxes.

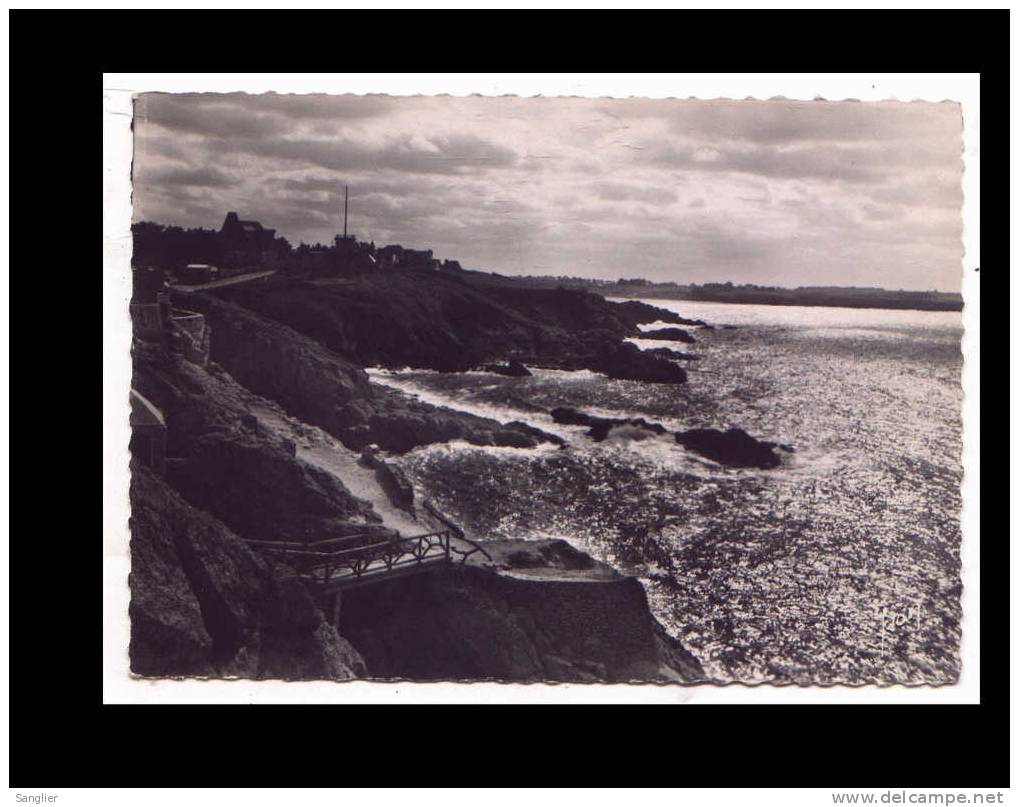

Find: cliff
[338,539,705,683]
[129,464,366,679]
[128,276,707,683]
[212,270,689,383]
[176,292,558,453]
[132,341,388,545]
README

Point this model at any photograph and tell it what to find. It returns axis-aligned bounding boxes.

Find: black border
[13,8,1006,788]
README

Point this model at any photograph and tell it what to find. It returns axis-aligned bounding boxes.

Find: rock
[641,327,696,344]
[129,464,366,679]
[548,406,596,427]
[376,462,415,514]
[550,406,668,442]
[364,386,558,454]
[587,341,688,384]
[483,359,532,377]
[359,445,416,514]
[166,430,376,543]
[336,562,705,683]
[644,346,701,361]
[144,299,558,459]
[674,427,785,469]
[340,425,373,451]
[337,400,374,429]
[609,300,708,329]
[358,443,381,467]
[210,272,688,386]
[178,292,371,430]
[492,429,539,448]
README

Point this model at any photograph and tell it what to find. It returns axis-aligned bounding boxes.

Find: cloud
[135,165,238,189]
[591,181,677,205]
[135,94,291,139]
[643,140,958,184]
[199,132,519,176]
[132,93,966,292]
[604,97,961,146]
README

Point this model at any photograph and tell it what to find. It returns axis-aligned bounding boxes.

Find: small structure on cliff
[328,186,377,273]
[376,244,439,271]
[129,267,211,367]
[176,263,220,285]
[220,212,280,268]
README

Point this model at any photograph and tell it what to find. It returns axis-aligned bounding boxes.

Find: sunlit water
[367,299,964,684]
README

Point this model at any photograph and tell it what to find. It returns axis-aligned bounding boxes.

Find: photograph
[122,87,967,687]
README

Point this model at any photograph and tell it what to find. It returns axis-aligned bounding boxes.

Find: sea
[367,299,965,684]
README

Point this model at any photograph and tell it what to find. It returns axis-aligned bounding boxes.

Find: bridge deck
[314,554,450,593]
[246,529,491,593]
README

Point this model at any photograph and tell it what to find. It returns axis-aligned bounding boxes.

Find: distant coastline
[498,276,963,312]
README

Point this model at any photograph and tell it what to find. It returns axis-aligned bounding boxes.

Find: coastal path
[170,269,277,293]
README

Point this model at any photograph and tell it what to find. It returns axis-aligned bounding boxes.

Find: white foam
[367,367,583,441]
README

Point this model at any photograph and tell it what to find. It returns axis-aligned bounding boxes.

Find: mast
[343,185,349,239]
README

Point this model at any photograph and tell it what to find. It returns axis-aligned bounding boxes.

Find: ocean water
[368,299,965,684]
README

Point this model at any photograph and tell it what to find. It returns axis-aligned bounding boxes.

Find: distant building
[376,244,404,268]
[220,212,279,267]
[376,244,438,271]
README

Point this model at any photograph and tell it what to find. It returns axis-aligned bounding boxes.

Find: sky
[132,93,965,292]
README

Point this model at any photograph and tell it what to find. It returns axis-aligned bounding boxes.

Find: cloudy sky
[132,93,964,291]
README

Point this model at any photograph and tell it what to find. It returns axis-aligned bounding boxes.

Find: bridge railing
[248,531,453,584]
[423,500,493,563]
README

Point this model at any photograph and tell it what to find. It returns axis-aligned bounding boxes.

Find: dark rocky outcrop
[496,539,597,571]
[360,445,416,515]
[641,327,696,344]
[586,341,688,384]
[129,465,366,679]
[482,359,532,377]
[549,406,789,468]
[215,271,687,384]
[338,386,560,454]
[178,290,370,427]
[675,428,785,469]
[551,406,669,442]
[167,430,384,543]
[338,542,704,683]
[607,299,707,330]
[132,341,385,544]
[174,291,558,453]
[645,346,701,361]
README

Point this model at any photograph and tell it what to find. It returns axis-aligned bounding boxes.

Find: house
[376,244,437,271]
[219,211,279,267]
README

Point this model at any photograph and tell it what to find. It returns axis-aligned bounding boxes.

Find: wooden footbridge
[247,530,492,626]
[247,529,491,595]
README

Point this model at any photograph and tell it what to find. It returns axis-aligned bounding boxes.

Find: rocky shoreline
[129,268,786,683]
